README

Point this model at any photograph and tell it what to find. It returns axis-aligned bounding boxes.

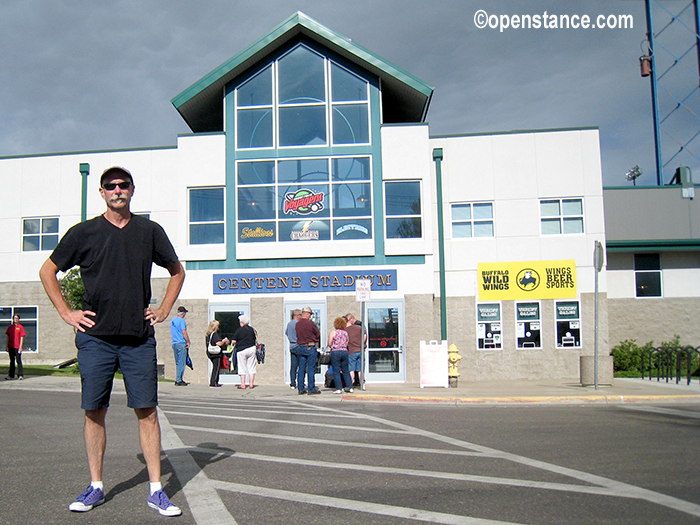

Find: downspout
[432,148,447,341]
[79,163,89,222]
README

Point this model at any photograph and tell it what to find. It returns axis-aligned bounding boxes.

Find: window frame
[234,43,372,151]
[384,180,423,240]
[476,302,502,350]
[555,300,582,349]
[451,202,495,238]
[634,253,662,298]
[0,306,38,352]
[188,186,226,246]
[22,216,59,252]
[236,156,373,244]
[539,198,585,235]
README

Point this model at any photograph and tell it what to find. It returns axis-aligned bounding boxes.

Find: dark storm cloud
[0,0,686,186]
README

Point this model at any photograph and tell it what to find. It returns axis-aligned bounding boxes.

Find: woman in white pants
[231,315,258,389]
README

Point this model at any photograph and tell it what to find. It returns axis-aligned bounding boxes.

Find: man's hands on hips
[144,307,167,326]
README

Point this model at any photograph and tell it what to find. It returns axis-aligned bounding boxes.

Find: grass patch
[0,365,176,382]
[0,365,128,380]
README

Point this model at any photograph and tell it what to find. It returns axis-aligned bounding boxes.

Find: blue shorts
[348,351,362,372]
[76,332,158,411]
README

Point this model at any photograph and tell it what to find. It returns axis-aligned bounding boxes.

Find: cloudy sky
[2,0,697,186]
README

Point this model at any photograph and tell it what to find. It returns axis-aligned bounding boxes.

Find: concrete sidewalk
[2,374,700,405]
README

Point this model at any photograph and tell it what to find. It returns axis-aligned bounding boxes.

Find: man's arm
[182,328,191,348]
[39,258,96,332]
[144,261,185,326]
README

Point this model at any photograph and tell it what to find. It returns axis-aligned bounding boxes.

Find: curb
[343,394,700,405]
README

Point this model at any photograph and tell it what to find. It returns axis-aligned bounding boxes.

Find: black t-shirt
[232,325,256,351]
[50,214,179,338]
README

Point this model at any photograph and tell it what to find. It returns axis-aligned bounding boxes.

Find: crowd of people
[285,308,367,395]
[166,306,367,395]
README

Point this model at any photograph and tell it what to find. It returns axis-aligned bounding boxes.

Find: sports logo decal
[284,189,325,215]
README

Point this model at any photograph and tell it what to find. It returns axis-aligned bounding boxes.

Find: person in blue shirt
[170,306,191,386]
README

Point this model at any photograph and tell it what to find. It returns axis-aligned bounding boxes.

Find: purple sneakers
[147,489,182,516]
[69,485,105,512]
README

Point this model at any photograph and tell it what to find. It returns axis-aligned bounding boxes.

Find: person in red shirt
[5,314,25,380]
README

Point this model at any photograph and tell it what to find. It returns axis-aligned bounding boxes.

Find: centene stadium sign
[214,270,398,294]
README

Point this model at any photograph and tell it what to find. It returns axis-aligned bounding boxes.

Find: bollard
[448,343,462,388]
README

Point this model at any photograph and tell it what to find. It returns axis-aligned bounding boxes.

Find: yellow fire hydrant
[448,343,462,387]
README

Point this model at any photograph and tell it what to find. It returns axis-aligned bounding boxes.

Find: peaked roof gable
[171,12,434,132]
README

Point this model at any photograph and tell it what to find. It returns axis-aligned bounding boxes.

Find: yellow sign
[477,260,577,301]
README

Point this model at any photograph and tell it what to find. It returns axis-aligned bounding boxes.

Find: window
[452,202,494,238]
[516,302,541,349]
[555,301,581,348]
[385,181,422,239]
[540,198,584,235]
[0,306,38,352]
[235,44,370,150]
[236,157,372,243]
[189,188,225,245]
[635,254,662,297]
[477,303,502,349]
[22,217,58,251]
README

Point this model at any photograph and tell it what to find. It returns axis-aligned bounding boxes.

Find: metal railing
[641,346,700,385]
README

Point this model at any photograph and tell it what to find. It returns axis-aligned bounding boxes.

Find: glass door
[364,300,405,383]
[284,301,327,386]
[208,303,249,385]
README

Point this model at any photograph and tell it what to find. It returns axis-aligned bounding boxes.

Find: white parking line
[165,409,407,434]
[216,480,524,525]
[620,405,700,419]
[171,423,487,457]
[160,400,700,523]
[159,408,237,525]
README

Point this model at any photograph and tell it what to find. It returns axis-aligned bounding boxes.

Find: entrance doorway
[284,301,327,387]
[364,300,405,383]
[208,303,249,385]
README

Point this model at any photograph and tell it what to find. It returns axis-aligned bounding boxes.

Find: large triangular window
[235,44,370,150]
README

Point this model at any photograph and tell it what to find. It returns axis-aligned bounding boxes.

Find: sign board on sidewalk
[419,340,449,388]
[356,279,372,302]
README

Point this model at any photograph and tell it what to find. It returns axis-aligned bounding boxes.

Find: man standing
[295,306,321,395]
[5,314,25,380]
[39,166,184,517]
[285,309,301,389]
[345,313,366,387]
[170,306,190,386]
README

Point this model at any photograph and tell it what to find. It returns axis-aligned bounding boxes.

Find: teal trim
[172,12,433,109]
[607,239,700,252]
[370,79,385,255]
[172,12,433,132]
[430,126,599,140]
[0,144,176,161]
[187,254,424,271]
[603,184,700,190]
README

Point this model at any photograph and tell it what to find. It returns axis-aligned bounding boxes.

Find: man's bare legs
[135,406,162,483]
[84,407,108,482]
[84,406,162,483]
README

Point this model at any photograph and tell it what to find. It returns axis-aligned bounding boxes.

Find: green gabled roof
[171,11,434,132]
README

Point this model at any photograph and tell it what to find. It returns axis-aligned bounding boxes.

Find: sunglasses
[102,181,132,190]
